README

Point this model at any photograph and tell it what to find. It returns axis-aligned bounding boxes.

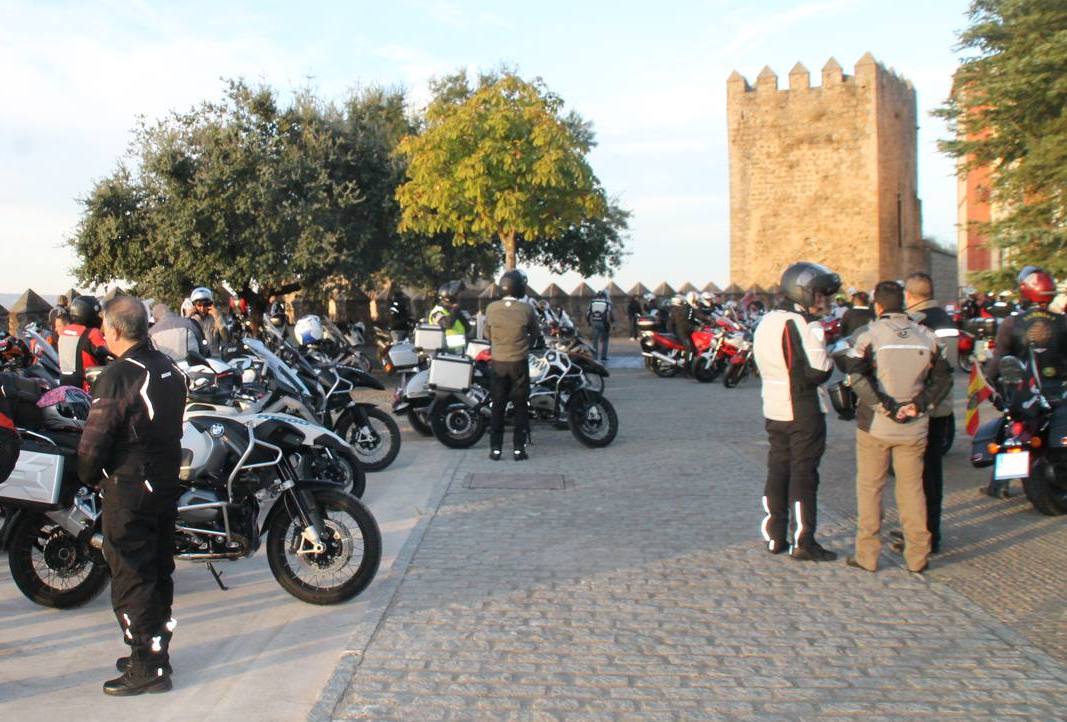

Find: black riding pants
[923,415,951,549]
[762,415,826,550]
[102,476,179,667]
[489,360,530,451]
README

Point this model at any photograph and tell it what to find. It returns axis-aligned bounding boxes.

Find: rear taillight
[1011,421,1024,437]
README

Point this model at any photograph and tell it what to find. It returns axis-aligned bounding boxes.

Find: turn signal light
[987,442,1000,454]
[1030,436,1042,449]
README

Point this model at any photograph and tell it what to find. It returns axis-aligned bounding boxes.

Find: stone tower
[727,54,925,293]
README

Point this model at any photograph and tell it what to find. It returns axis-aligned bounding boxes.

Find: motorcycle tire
[691,356,723,383]
[1021,454,1067,516]
[335,407,401,473]
[723,362,748,388]
[957,354,974,373]
[428,396,487,449]
[302,446,366,498]
[8,513,110,609]
[568,396,619,448]
[266,489,382,605]
[407,407,434,437]
[650,358,681,378]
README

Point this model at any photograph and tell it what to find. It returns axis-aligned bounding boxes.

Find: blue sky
[0,0,972,296]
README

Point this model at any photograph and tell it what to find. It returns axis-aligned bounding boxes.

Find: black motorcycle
[427,349,618,449]
[0,413,381,608]
[970,355,1067,515]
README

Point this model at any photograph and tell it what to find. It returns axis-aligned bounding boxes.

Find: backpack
[590,299,609,323]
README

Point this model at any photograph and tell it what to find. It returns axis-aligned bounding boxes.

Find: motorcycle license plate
[994,451,1030,480]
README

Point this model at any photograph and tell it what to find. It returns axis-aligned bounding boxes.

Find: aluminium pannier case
[0,436,67,507]
[414,324,446,352]
[428,353,474,393]
[387,341,419,370]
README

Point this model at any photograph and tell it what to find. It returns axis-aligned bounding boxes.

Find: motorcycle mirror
[999,356,1027,385]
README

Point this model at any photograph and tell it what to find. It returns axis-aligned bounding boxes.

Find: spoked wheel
[407,407,434,437]
[428,396,487,449]
[691,355,724,383]
[568,396,619,448]
[335,407,401,472]
[8,514,109,608]
[266,489,382,604]
[302,447,366,498]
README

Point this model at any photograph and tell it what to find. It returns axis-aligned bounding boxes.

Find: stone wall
[728,54,923,293]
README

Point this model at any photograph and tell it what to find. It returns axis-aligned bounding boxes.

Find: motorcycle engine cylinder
[177,488,224,525]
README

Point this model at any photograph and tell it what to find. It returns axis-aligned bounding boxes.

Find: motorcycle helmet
[643,292,656,305]
[0,335,31,369]
[68,295,102,327]
[780,261,841,309]
[190,287,215,305]
[827,381,856,421]
[36,386,92,431]
[700,291,715,306]
[1017,266,1056,305]
[685,291,700,307]
[437,280,465,306]
[670,294,685,307]
[295,314,325,346]
[268,301,289,328]
[498,270,527,299]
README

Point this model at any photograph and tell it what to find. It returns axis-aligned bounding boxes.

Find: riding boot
[105,639,172,696]
[117,618,175,674]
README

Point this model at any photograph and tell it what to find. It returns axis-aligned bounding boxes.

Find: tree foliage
[395,70,623,272]
[72,82,414,302]
[936,0,1067,285]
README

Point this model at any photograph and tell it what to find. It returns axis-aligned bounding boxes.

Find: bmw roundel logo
[209,423,225,438]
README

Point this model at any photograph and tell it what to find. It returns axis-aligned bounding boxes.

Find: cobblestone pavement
[319,355,1067,721]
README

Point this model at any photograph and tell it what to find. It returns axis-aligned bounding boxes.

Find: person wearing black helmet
[59,295,111,391]
[753,261,841,561]
[387,289,414,342]
[485,269,540,461]
[428,280,471,349]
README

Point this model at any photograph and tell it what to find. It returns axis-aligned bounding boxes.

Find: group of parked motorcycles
[379,313,618,451]
[638,310,758,387]
[0,315,392,610]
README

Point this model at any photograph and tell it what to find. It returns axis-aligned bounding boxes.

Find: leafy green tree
[396,70,620,272]
[936,0,1067,285]
[72,82,411,302]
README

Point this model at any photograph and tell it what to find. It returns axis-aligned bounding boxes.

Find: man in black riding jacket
[78,296,186,696]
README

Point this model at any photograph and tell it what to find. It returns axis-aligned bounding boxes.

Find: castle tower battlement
[727,54,924,292]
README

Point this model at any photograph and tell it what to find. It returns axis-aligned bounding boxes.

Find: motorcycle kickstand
[206,562,229,591]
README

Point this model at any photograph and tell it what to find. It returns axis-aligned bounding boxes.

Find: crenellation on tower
[727,53,924,292]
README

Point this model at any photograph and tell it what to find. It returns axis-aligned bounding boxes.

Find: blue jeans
[591,323,610,360]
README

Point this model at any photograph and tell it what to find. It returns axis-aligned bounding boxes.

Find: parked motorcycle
[426,348,617,449]
[0,408,381,608]
[970,355,1067,515]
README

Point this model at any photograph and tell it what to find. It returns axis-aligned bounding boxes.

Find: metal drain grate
[465,473,567,490]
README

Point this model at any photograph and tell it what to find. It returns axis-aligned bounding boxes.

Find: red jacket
[59,324,109,391]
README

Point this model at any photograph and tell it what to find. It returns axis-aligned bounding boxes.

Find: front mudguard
[565,387,604,413]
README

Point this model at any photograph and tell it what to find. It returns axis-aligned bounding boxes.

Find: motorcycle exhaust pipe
[650,351,682,367]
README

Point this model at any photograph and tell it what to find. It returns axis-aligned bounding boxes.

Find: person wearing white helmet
[294,315,324,347]
[188,287,230,357]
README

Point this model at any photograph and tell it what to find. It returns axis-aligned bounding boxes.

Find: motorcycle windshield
[243,338,313,397]
[23,328,59,366]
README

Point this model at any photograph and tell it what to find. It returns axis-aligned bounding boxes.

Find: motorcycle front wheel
[723,361,749,388]
[691,355,723,383]
[957,353,974,373]
[8,513,110,609]
[1021,453,1067,516]
[336,407,402,472]
[428,396,487,449]
[266,489,382,605]
[568,396,619,448]
[407,407,434,437]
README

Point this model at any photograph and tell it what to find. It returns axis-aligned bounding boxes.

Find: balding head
[905,272,934,302]
[103,296,150,343]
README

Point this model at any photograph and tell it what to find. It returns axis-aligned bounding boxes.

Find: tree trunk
[501,230,516,270]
